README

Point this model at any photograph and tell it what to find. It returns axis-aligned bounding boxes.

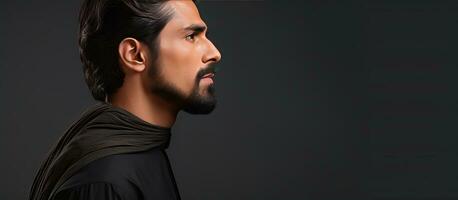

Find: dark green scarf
[28,102,171,200]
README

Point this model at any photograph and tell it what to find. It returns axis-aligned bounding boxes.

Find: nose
[202,39,221,64]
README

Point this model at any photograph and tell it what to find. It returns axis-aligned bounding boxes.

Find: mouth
[201,73,215,80]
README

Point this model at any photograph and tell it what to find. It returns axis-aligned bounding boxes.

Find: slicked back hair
[78,0,175,101]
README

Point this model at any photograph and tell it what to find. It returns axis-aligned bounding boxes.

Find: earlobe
[118,38,146,72]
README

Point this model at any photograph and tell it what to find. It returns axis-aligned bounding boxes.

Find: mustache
[196,63,218,80]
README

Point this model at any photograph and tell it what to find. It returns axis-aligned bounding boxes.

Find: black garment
[53,148,180,200]
[29,102,180,200]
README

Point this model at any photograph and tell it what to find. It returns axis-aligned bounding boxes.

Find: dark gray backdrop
[4,1,458,200]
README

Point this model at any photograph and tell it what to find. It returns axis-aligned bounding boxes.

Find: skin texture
[108,0,221,128]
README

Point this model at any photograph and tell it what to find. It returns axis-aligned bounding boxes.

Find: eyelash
[185,32,197,41]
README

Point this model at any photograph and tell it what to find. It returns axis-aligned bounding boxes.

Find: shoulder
[53,182,126,200]
[56,148,167,199]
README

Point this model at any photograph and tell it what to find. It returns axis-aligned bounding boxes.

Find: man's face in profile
[147,1,222,114]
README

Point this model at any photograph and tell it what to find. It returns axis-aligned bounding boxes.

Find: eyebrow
[183,24,207,35]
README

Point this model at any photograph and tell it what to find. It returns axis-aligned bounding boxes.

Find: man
[29,0,221,199]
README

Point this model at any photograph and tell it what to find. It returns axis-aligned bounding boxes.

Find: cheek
[157,39,200,94]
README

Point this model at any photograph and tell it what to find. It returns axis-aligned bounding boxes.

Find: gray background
[6,1,458,200]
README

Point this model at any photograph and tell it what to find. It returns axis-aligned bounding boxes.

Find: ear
[118,38,148,73]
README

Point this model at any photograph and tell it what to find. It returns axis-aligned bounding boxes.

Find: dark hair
[78,0,174,101]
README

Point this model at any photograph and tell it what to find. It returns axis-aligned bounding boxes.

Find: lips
[202,73,215,79]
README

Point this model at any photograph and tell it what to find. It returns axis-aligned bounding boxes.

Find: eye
[185,32,196,42]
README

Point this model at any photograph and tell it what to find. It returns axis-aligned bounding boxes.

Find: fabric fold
[29,101,171,200]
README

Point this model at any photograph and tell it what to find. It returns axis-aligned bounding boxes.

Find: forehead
[165,1,207,31]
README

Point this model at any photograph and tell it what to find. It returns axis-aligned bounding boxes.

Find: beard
[147,62,217,114]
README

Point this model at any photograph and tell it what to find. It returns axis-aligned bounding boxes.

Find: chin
[182,95,217,115]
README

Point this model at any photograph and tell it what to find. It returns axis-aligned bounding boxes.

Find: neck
[107,80,179,128]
